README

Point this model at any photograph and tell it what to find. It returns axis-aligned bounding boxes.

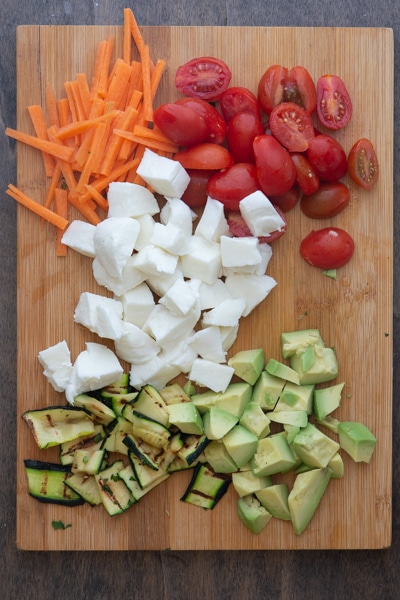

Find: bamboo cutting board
[15,25,393,550]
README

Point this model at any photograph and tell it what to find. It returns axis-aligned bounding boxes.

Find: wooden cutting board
[15,25,393,550]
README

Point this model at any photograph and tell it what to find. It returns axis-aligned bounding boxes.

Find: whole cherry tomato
[226,111,264,163]
[207,163,261,211]
[227,207,287,243]
[153,103,210,147]
[307,134,347,182]
[300,182,350,219]
[219,86,261,122]
[291,153,320,195]
[269,102,315,152]
[269,186,301,212]
[175,97,227,145]
[173,143,234,170]
[175,56,232,101]
[181,169,215,208]
[300,227,355,269]
[258,65,316,114]
[347,138,379,190]
[253,134,296,197]
[316,74,353,130]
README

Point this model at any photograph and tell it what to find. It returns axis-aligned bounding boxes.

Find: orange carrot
[80,157,141,200]
[47,126,78,196]
[45,82,60,128]
[57,98,71,127]
[75,122,108,194]
[54,187,69,256]
[113,128,178,153]
[97,36,115,98]
[27,104,55,177]
[150,59,167,100]
[128,8,146,56]
[140,44,153,123]
[44,163,62,209]
[67,192,101,225]
[105,58,133,108]
[53,109,119,141]
[101,106,139,176]
[6,127,74,162]
[76,73,92,120]
[90,39,108,99]
[6,184,69,230]
[84,184,109,212]
[123,8,132,63]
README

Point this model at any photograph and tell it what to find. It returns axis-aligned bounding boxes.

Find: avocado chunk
[202,407,239,440]
[223,425,259,468]
[203,440,238,473]
[313,382,345,420]
[274,381,314,414]
[328,452,345,478]
[281,328,325,359]
[288,467,332,535]
[337,421,377,463]
[316,415,340,434]
[256,483,291,520]
[239,401,271,438]
[251,371,285,410]
[251,431,297,477]
[266,358,301,385]
[290,346,338,385]
[292,422,340,468]
[269,409,308,428]
[166,402,204,435]
[232,470,272,497]
[228,348,265,385]
[191,382,252,418]
[237,494,273,534]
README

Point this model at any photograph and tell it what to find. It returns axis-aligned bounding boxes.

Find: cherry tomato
[219,86,261,122]
[173,143,234,170]
[153,103,210,147]
[316,74,353,130]
[300,182,350,219]
[227,207,287,243]
[269,186,301,212]
[253,134,296,197]
[300,227,355,269]
[226,111,264,163]
[175,97,227,145]
[291,153,320,196]
[269,102,315,152]
[175,56,232,101]
[258,65,316,115]
[347,138,379,190]
[207,163,261,211]
[307,134,347,182]
[181,169,215,208]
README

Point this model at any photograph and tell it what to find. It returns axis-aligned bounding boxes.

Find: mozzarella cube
[146,268,184,298]
[107,181,159,218]
[201,298,246,327]
[198,280,232,310]
[134,214,156,251]
[129,354,181,390]
[92,255,146,296]
[143,304,199,346]
[114,321,160,364]
[188,358,234,393]
[218,324,240,352]
[180,235,222,284]
[38,340,73,392]
[160,197,194,238]
[225,273,277,317]
[150,222,190,255]
[73,292,125,340]
[61,220,96,257]
[222,241,273,276]
[220,235,262,268]
[188,326,226,363]
[136,148,190,198]
[239,190,285,237]
[159,278,199,317]
[159,340,197,373]
[135,244,178,276]
[118,282,155,328]
[195,197,230,242]
[93,217,140,278]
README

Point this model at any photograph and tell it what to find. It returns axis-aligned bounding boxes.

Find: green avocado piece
[274,381,314,414]
[281,328,325,359]
[251,431,297,477]
[268,409,308,428]
[192,382,252,418]
[203,407,239,440]
[222,425,259,469]
[239,402,271,438]
[316,415,341,434]
[328,452,345,478]
[166,402,204,435]
[313,382,345,420]
[251,371,285,410]
[255,483,291,521]
[337,421,377,463]
[228,348,265,385]
[292,422,340,468]
[232,470,272,497]
[237,494,273,534]
[288,467,332,535]
[203,440,239,473]
[266,358,300,385]
[290,346,338,385]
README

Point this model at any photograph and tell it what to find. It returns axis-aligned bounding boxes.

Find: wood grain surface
[15,25,393,551]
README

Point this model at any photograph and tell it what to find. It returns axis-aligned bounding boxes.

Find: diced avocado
[300,344,316,372]
[160,382,192,405]
[239,402,270,438]
[316,415,341,434]
[237,494,273,534]
[328,452,344,478]
[313,382,345,420]
[222,425,259,469]
[290,346,338,385]
[166,402,203,435]
[255,483,291,520]
[274,381,314,414]
[269,410,308,428]
[281,328,325,359]
[251,431,297,477]
[337,421,377,463]
[232,470,272,497]
[227,348,265,385]
[288,467,332,535]
[204,440,238,473]
[284,423,300,445]
[183,380,196,396]
[251,371,285,410]
[192,382,252,418]
[292,422,340,468]
[202,407,238,440]
[265,358,300,385]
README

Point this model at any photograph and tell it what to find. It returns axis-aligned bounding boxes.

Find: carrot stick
[128,8,146,56]
[44,163,62,209]
[113,128,179,153]
[134,123,178,146]
[53,109,119,141]
[123,7,132,63]
[90,39,107,99]
[67,192,101,225]
[105,58,133,108]
[54,187,69,256]
[101,106,138,176]
[76,73,92,120]
[47,126,78,196]
[140,44,153,123]
[27,105,55,177]
[150,59,167,100]
[72,126,96,171]
[97,36,115,98]
[6,184,69,230]
[57,98,71,127]
[5,127,74,162]
[45,83,60,128]
[80,157,141,201]
[84,184,109,212]
[75,122,107,194]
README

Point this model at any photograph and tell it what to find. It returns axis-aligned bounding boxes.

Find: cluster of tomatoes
[153,57,379,270]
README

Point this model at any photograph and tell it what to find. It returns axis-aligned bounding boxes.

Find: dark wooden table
[1,1,398,598]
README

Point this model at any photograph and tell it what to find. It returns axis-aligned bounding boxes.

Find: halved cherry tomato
[300,182,350,219]
[269,186,301,212]
[175,97,227,145]
[300,227,355,269]
[269,102,315,153]
[227,207,287,243]
[181,169,215,208]
[173,143,234,170]
[219,86,261,122]
[226,111,264,163]
[153,103,210,147]
[258,65,316,115]
[307,134,347,182]
[253,134,296,197]
[347,138,379,190]
[291,153,320,196]
[207,163,261,211]
[175,57,232,101]
[316,74,353,130]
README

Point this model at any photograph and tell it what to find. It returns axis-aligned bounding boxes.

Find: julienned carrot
[105,58,133,107]
[97,36,115,99]
[6,184,69,230]
[123,7,132,64]
[75,122,108,194]
[76,73,92,120]
[84,184,109,211]
[140,44,153,123]
[101,106,139,176]
[150,59,167,99]
[6,127,74,162]
[47,126,78,197]
[113,128,178,154]
[44,163,62,209]
[67,192,101,226]
[54,109,119,141]
[127,8,146,56]
[27,105,55,177]
[80,157,141,201]
[54,187,69,256]
[45,83,60,128]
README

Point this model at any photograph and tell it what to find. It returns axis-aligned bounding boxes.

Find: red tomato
[347,138,379,190]
[181,169,215,208]
[269,102,315,152]
[227,208,287,243]
[307,134,347,182]
[291,153,320,195]
[219,86,261,122]
[316,74,353,130]
[153,103,209,147]
[253,134,296,197]
[258,65,316,114]
[300,227,355,269]
[206,163,261,211]
[175,97,227,145]
[173,143,234,170]
[269,186,300,212]
[226,111,264,163]
[175,56,232,101]
[300,182,350,219]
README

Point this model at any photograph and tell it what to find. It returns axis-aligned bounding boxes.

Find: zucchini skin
[24,459,85,506]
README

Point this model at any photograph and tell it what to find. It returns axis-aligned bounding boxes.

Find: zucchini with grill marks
[123,434,167,470]
[22,406,95,449]
[180,463,231,509]
[94,460,134,516]
[65,473,103,506]
[59,425,106,466]
[73,394,117,425]
[24,459,85,506]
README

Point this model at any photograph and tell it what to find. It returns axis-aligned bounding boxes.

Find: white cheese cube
[188,358,234,393]
[159,278,199,316]
[195,197,230,242]
[180,235,222,284]
[65,342,123,404]
[136,148,190,198]
[93,217,140,278]
[135,244,178,276]
[146,269,184,298]
[150,222,190,255]
[61,220,96,257]
[239,190,285,237]
[201,298,246,327]
[118,282,155,328]
[225,273,277,317]
[159,340,197,373]
[114,321,160,364]
[160,197,194,238]
[134,214,156,250]
[38,340,73,392]
[188,326,226,363]
[221,241,273,276]
[107,181,160,218]
[92,255,146,296]
[142,304,199,346]
[73,292,125,340]
[218,324,240,352]
[220,235,262,268]
[198,280,232,310]
[129,354,181,390]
